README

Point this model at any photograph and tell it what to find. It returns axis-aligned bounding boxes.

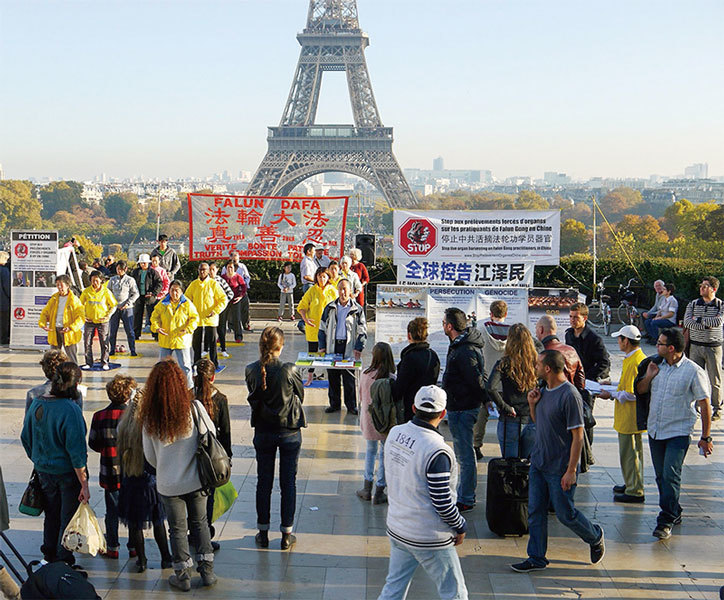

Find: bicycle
[587,275,612,335]
[616,278,640,326]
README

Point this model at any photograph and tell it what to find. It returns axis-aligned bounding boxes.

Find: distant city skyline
[1,0,723,181]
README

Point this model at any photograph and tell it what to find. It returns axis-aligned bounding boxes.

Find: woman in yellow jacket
[38,274,84,364]
[150,280,200,388]
[79,270,117,370]
[184,262,228,368]
[297,266,338,386]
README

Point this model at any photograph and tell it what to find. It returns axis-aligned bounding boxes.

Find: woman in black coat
[392,317,440,421]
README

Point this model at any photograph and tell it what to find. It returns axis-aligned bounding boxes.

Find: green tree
[515,190,549,210]
[0,180,43,238]
[560,218,590,255]
[39,181,85,219]
[103,192,139,223]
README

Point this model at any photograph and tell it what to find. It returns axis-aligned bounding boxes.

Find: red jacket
[350,262,369,306]
[541,335,586,391]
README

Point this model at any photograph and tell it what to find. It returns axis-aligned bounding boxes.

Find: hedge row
[173,254,723,306]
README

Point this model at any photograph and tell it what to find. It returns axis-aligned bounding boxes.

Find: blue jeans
[447,409,479,505]
[527,465,602,567]
[364,440,385,488]
[159,347,192,388]
[37,471,80,564]
[646,318,676,341]
[254,429,302,533]
[497,420,536,459]
[109,307,136,354]
[104,489,120,550]
[378,537,468,600]
[160,490,213,571]
[649,435,689,527]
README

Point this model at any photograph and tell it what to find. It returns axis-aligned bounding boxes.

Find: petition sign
[394,209,560,266]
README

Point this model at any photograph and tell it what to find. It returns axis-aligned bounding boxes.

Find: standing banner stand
[9,230,59,351]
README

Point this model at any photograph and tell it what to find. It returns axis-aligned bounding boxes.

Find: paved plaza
[1,321,722,599]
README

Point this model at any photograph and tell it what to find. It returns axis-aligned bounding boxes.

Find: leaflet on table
[585,379,619,394]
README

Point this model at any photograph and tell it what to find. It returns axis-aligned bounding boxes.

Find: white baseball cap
[611,324,641,341]
[138,253,151,263]
[414,385,447,413]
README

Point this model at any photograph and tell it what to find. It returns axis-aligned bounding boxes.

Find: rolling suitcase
[485,417,530,537]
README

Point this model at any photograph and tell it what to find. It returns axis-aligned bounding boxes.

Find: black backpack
[21,561,100,600]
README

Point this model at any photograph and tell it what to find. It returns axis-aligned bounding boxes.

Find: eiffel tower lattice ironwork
[247,0,417,207]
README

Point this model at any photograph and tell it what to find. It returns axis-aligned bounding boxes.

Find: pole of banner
[357,192,361,233]
[155,192,161,241]
[592,194,597,294]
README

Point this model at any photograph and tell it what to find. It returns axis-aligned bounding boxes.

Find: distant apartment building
[433,156,444,171]
[684,163,708,179]
[543,171,571,185]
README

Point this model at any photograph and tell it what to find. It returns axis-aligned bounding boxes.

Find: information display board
[10,230,58,351]
[396,259,534,287]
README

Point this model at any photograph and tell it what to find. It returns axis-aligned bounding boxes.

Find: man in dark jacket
[535,316,586,391]
[565,303,611,382]
[150,234,181,279]
[441,307,486,511]
[392,317,441,422]
[130,254,162,340]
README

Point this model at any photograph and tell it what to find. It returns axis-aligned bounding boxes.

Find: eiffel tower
[247,0,417,208]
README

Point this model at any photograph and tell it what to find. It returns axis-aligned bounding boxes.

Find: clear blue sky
[2,0,723,181]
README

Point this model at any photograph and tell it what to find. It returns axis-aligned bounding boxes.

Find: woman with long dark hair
[139,360,217,591]
[486,323,539,458]
[193,358,232,550]
[245,326,305,551]
[356,342,396,504]
[21,362,89,565]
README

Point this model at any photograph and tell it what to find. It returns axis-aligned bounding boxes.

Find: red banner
[187,194,349,261]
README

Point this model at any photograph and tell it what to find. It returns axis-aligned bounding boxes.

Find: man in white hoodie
[473,300,510,459]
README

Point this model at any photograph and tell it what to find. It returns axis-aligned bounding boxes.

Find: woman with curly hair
[117,382,172,572]
[245,326,305,551]
[486,323,539,459]
[139,359,217,591]
[193,358,232,550]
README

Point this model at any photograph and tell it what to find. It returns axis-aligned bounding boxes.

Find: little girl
[356,342,396,505]
[117,385,172,572]
[277,262,297,321]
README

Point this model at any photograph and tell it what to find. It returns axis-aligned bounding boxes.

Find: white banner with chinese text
[396,259,534,287]
[393,209,560,266]
[188,194,349,261]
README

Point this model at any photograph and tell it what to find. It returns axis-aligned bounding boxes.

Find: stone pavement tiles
[0,320,722,599]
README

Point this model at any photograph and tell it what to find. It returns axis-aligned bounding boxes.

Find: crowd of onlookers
[1,234,723,599]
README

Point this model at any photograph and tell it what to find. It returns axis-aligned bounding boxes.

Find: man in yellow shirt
[599,325,647,503]
[79,270,117,370]
[185,262,228,369]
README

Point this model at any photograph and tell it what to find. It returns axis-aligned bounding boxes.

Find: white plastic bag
[61,503,107,556]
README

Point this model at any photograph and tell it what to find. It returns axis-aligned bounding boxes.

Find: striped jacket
[89,402,126,490]
[684,297,724,347]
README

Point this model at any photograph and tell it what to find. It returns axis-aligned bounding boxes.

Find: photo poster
[527,288,585,334]
[374,285,426,358]
[10,230,59,351]
[426,286,529,373]
[374,285,529,373]
[187,194,348,261]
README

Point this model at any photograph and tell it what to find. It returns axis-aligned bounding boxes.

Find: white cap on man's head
[138,253,151,264]
[414,385,447,413]
[611,324,641,341]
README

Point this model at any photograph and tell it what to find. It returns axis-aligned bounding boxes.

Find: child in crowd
[356,342,396,505]
[116,382,172,572]
[89,374,131,559]
[193,359,232,550]
[277,262,297,321]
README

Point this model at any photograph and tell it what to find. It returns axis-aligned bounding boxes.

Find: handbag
[211,481,238,522]
[19,470,44,517]
[192,402,231,495]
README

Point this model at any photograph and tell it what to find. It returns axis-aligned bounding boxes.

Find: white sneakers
[220,351,230,359]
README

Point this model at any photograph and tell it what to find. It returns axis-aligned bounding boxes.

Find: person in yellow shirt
[327,260,341,289]
[150,280,200,387]
[297,266,338,386]
[38,274,84,364]
[185,262,228,369]
[79,270,117,370]
[599,325,647,503]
